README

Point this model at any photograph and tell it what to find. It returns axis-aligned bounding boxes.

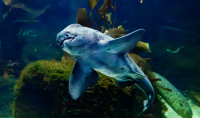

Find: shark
[56,24,155,115]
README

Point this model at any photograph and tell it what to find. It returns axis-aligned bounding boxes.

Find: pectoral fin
[105,29,145,54]
[69,61,99,100]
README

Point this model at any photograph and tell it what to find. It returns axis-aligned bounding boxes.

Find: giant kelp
[88,0,99,10]
[76,6,151,53]
[98,0,115,19]
[76,8,93,29]
[87,0,117,30]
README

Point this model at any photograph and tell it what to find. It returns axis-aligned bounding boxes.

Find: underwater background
[0,0,200,118]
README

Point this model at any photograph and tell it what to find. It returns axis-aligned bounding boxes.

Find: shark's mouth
[64,32,77,42]
[57,32,78,47]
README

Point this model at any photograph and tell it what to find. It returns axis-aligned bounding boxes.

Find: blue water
[0,0,199,118]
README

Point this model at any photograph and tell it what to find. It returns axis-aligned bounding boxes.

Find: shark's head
[56,24,101,56]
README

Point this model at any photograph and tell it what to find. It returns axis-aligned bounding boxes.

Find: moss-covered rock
[12,59,74,118]
[12,55,167,118]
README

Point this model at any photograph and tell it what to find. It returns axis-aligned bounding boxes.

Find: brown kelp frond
[113,0,117,27]
[98,0,113,19]
[88,0,100,30]
[2,0,12,6]
[128,53,173,94]
[105,13,112,25]
[134,41,151,52]
[88,0,99,10]
[76,8,93,29]
[149,79,161,83]
[154,84,173,92]
[90,11,99,30]
[107,27,126,38]
[143,58,152,61]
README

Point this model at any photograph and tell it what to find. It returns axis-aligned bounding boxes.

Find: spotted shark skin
[56,24,155,115]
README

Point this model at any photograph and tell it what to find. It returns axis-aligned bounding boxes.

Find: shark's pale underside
[56,24,155,115]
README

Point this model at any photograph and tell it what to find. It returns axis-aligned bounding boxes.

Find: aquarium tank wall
[0,0,199,118]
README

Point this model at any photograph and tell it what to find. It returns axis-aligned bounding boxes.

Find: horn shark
[56,24,155,115]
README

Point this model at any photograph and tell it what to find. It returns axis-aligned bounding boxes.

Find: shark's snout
[56,38,64,47]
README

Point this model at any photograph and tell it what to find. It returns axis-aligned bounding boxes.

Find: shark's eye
[74,24,81,27]
[64,32,78,42]
[65,32,70,37]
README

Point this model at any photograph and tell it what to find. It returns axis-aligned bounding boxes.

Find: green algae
[12,59,74,118]
[11,56,167,118]
[14,59,74,91]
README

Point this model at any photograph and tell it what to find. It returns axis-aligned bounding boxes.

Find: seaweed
[98,0,115,19]
[88,0,99,10]
[76,8,93,29]
[12,59,74,118]
[2,0,12,6]
[12,59,133,118]
[107,27,126,38]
